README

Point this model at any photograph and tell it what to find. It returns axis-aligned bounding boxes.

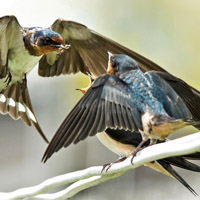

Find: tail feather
[0,81,49,143]
[183,152,200,160]
[162,157,200,172]
[158,160,198,196]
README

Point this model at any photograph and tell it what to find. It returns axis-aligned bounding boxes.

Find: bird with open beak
[0,15,168,143]
[0,16,68,143]
[42,53,200,195]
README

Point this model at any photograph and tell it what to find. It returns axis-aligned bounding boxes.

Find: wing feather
[0,81,49,143]
[38,19,166,77]
[42,74,142,162]
[150,71,200,129]
[0,15,23,78]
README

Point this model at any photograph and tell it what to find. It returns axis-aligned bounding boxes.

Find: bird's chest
[8,47,42,81]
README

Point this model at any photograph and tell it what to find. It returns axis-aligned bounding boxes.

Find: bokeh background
[1,1,200,199]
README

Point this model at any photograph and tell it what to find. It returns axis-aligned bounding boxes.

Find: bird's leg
[20,74,27,91]
[4,70,12,87]
[131,138,149,164]
[130,138,158,164]
[101,156,127,173]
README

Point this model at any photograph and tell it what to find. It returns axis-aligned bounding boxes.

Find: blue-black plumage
[107,53,198,142]
[42,59,200,194]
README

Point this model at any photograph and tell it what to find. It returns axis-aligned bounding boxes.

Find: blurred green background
[0,0,200,199]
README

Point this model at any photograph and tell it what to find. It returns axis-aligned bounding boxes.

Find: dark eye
[112,60,119,71]
[44,37,52,44]
[111,59,116,68]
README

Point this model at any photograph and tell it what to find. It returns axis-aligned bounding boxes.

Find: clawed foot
[4,71,12,87]
[130,147,144,164]
[130,138,157,164]
[101,157,127,173]
[130,139,149,164]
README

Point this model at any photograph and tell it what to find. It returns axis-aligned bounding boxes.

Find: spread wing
[42,74,143,162]
[153,71,200,129]
[0,15,23,78]
[38,19,166,77]
[0,81,49,143]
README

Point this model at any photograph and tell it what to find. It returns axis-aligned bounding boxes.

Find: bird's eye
[112,60,119,71]
[43,37,54,45]
[45,37,51,42]
[112,60,116,68]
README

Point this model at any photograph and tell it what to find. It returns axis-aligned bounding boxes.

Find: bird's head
[107,52,139,75]
[24,28,69,56]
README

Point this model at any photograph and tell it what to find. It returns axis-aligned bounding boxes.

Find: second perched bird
[106,53,200,149]
[43,53,200,160]
[42,59,200,194]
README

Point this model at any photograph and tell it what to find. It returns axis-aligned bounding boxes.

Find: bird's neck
[117,69,142,84]
[23,29,42,56]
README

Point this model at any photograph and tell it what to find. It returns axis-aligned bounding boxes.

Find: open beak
[107,52,115,74]
[76,72,96,94]
[76,88,87,94]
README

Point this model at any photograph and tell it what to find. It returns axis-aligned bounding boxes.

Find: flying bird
[0,16,68,143]
[42,69,200,195]
[0,15,169,143]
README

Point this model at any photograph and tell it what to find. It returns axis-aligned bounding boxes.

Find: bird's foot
[130,138,157,164]
[20,74,27,91]
[4,71,12,87]
[130,147,144,164]
[130,139,149,164]
[101,157,127,173]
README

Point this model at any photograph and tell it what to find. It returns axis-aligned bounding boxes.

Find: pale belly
[96,132,173,178]
[0,47,42,92]
[96,132,135,157]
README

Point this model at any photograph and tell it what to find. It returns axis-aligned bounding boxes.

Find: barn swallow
[42,71,200,195]
[0,15,170,143]
[106,53,200,148]
[42,54,200,157]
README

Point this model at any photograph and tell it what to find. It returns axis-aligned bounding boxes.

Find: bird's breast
[5,46,42,87]
[0,46,41,92]
[96,132,135,157]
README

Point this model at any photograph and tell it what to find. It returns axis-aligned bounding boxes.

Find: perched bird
[0,15,168,143]
[105,53,200,149]
[42,53,200,159]
[42,70,200,195]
